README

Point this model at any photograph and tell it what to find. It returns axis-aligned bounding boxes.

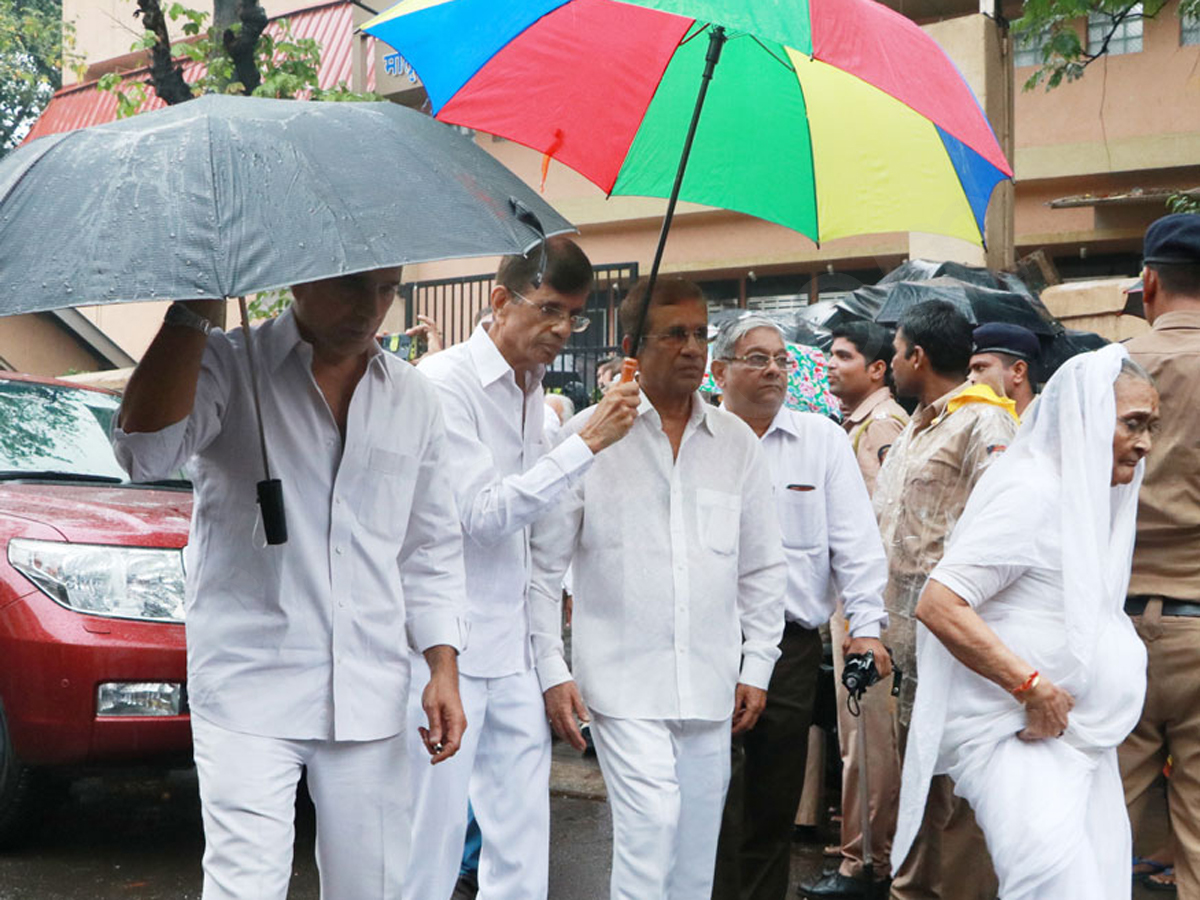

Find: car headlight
[8,538,185,623]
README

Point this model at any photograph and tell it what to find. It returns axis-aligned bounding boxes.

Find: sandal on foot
[1143,867,1177,893]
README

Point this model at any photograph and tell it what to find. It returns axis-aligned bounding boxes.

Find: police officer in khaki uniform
[828,321,910,496]
[1119,213,1200,898]
[967,322,1040,419]
[874,301,1017,900]
[804,321,909,898]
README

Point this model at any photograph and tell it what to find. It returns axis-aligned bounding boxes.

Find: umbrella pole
[238,296,289,545]
[621,24,727,383]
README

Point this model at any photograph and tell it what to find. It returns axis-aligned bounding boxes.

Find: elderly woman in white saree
[891,343,1160,899]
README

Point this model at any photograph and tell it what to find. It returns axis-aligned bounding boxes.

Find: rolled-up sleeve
[401,401,469,654]
[111,333,231,481]
[434,378,594,547]
[528,485,584,693]
[826,429,889,638]
[736,442,787,690]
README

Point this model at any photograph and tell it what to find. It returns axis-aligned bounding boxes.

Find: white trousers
[404,660,551,900]
[191,712,410,900]
[590,713,732,900]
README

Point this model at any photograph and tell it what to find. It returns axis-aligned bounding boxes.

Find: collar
[914,381,1017,432]
[945,383,1019,422]
[467,324,543,392]
[261,306,390,383]
[638,391,716,435]
[261,306,304,373]
[843,387,895,426]
[1151,309,1200,331]
[911,382,968,433]
[764,405,801,440]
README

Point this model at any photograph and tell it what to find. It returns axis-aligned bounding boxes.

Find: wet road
[0,764,1166,898]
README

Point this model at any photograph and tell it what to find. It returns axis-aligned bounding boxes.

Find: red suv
[0,373,191,844]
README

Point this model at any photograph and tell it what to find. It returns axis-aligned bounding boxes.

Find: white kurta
[893,344,1149,900]
[923,556,1145,898]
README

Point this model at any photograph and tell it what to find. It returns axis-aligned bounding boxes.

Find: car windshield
[0,381,130,482]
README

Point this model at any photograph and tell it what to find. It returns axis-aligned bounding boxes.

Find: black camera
[841,650,882,699]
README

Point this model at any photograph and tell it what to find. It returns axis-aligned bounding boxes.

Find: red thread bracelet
[1011,671,1040,697]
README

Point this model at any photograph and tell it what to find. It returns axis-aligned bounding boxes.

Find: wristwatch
[164,301,214,335]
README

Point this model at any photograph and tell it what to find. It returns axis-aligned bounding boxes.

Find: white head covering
[892,342,1147,870]
[937,341,1144,680]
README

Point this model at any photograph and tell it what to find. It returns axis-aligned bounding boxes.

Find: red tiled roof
[24,1,376,143]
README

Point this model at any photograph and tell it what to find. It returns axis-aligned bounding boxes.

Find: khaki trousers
[890,721,997,900]
[832,606,901,879]
[1119,602,1200,900]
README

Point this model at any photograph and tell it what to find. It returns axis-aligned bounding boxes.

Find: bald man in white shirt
[530,277,787,899]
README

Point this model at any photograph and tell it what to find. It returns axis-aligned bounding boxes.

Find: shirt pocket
[696,488,741,556]
[361,447,419,537]
[778,486,825,551]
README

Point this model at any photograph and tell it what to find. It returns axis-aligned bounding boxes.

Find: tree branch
[223,0,268,94]
[134,0,193,105]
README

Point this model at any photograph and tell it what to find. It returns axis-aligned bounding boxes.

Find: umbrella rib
[204,110,228,300]
[746,35,797,73]
[791,67,822,248]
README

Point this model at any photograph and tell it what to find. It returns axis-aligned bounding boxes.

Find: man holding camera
[709,316,890,900]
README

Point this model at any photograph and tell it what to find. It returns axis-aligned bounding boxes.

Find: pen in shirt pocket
[786,484,815,492]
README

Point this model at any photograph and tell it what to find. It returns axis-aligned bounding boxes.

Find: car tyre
[0,700,38,849]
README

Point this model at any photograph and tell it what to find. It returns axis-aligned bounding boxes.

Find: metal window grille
[1087,5,1143,56]
[402,262,638,401]
[1014,29,1051,67]
[1183,11,1200,45]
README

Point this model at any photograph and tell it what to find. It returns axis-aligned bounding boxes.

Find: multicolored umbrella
[364,0,1013,248]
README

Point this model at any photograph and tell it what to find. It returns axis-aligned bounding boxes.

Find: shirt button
[335,546,344,555]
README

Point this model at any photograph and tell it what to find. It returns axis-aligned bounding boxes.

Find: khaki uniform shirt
[841,387,909,497]
[1127,309,1200,600]
[873,382,1019,725]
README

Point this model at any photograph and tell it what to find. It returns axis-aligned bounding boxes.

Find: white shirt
[760,408,889,637]
[112,309,467,742]
[418,326,594,678]
[529,394,786,721]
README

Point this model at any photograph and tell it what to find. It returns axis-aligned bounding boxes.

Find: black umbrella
[0,94,575,542]
[870,277,1057,336]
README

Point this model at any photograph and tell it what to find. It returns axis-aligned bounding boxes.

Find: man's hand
[731,684,768,735]
[420,645,466,764]
[544,681,589,751]
[1017,677,1074,742]
[842,636,893,679]
[577,382,640,453]
[406,314,443,356]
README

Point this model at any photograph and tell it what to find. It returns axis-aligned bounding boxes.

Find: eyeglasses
[723,353,798,372]
[507,289,591,333]
[643,326,711,349]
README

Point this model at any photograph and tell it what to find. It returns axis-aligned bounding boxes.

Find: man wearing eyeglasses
[704,316,891,900]
[404,236,641,900]
[529,277,786,898]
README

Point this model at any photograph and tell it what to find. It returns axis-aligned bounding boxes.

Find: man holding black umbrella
[113,272,468,900]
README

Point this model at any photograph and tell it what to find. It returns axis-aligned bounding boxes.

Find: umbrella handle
[619,357,638,384]
[238,296,289,546]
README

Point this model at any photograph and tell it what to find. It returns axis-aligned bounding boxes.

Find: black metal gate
[403,262,638,402]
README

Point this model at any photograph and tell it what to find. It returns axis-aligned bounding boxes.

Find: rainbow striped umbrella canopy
[364,0,1013,247]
